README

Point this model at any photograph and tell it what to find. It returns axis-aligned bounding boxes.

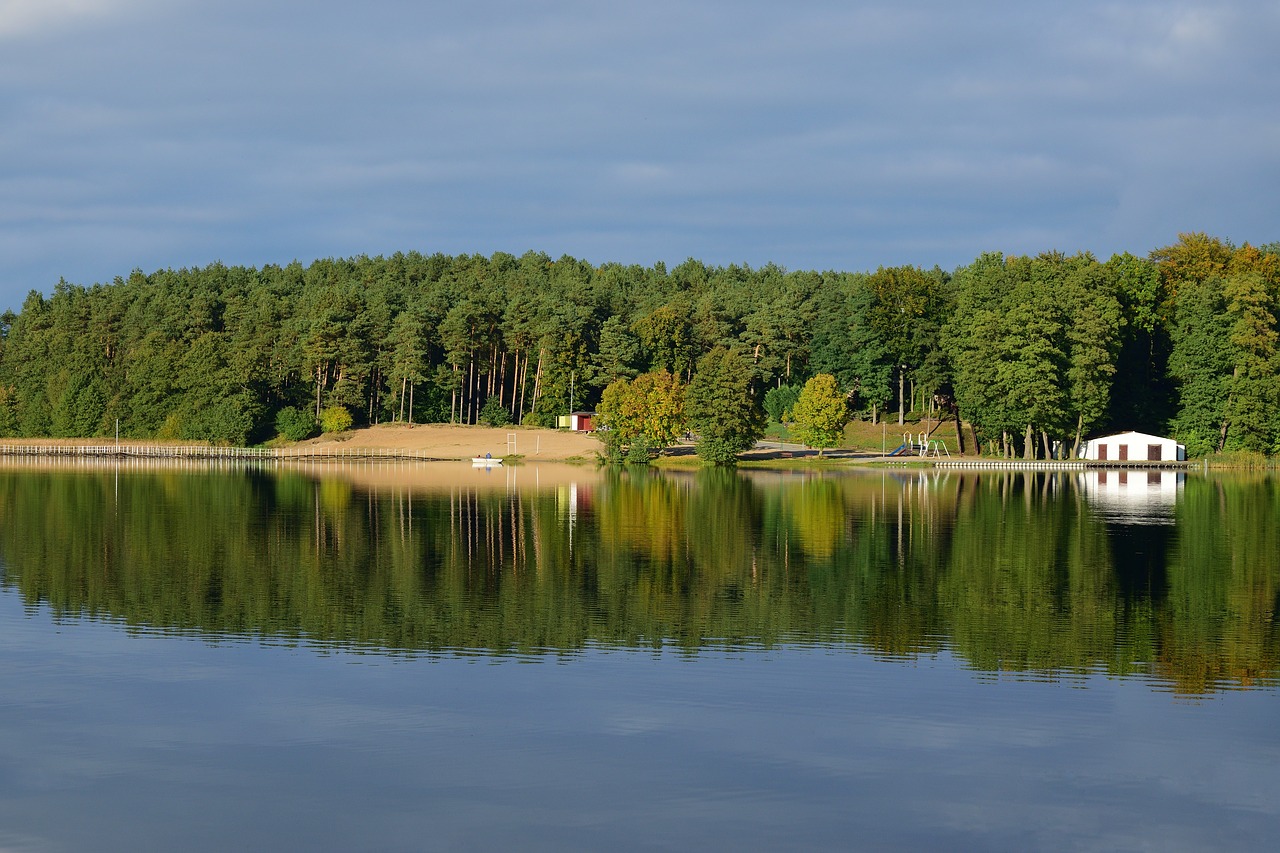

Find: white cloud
[0,1,1278,302]
[0,0,151,38]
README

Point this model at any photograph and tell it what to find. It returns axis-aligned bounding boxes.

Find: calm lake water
[1,461,1277,851]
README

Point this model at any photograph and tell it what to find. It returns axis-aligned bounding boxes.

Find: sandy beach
[297,423,602,461]
[2,423,603,462]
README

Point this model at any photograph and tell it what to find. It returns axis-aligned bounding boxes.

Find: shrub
[625,434,655,464]
[319,405,353,434]
[478,397,512,427]
[275,406,316,441]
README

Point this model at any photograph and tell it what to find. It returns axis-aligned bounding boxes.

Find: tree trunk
[468,350,476,425]
[409,382,415,424]
[515,351,528,421]
[315,363,324,419]
[531,349,544,414]
[400,375,407,422]
[1024,423,1034,460]
[497,351,506,409]
[955,407,966,456]
[1041,429,1052,459]
[450,364,458,424]
[898,369,905,426]
[488,346,496,398]
[1072,414,1083,458]
[1219,367,1238,452]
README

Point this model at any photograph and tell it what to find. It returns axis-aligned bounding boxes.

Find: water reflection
[1079,468,1183,524]
[0,463,1276,694]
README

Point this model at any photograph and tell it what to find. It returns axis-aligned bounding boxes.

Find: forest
[0,232,1276,458]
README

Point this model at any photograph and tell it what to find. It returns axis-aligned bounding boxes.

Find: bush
[625,434,655,464]
[522,410,553,428]
[156,412,183,441]
[695,436,742,466]
[275,406,316,441]
[478,397,512,427]
[319,405,353,434]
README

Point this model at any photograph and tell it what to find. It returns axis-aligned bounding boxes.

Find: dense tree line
[0,234,1275,456]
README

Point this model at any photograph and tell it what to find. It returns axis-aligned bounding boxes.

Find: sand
[296,423,602,461]
[0,423,601,461]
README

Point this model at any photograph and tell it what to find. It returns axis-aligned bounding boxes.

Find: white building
[1081,431,1186,462]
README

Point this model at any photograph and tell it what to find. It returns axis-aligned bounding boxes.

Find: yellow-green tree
[597,369,686,461]
[790,373,847,454]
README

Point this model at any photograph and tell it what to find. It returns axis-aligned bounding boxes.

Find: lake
[1,460,1277,851]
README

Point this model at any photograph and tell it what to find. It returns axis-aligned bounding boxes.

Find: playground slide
[887,443,910,457]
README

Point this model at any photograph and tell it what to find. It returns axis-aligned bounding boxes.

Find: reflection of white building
[1079,469,1184,523]
[1082,431,1185,462]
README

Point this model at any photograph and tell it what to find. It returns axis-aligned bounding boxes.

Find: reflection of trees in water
[1156,475,1280,693]
[0,468,1275,693]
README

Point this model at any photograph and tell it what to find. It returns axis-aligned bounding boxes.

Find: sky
[1,0,1278,310]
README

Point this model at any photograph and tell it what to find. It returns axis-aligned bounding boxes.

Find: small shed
[556,411,596,432]
[1082,431,1185,462]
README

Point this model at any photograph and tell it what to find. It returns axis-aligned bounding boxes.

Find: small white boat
[472,456,502,467]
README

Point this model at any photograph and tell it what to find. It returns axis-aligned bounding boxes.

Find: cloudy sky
[1,0,1277,308]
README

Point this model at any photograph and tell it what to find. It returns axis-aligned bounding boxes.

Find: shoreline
[0,428,1269,471]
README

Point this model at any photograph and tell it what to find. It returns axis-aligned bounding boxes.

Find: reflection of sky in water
[2,591,1278,853]
[1079,469,1184,525]
[1,468,1278,850]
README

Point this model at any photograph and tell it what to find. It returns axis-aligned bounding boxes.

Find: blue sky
[2,0,1277,310]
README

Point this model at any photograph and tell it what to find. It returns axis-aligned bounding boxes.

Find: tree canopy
[790,373,848,454]
[0,235,1275,458]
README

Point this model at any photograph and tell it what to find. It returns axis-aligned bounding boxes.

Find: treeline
[2,467,1275,694]
[0,233,1276,455]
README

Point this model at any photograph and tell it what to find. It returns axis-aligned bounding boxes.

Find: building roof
[1087,430,1181,444]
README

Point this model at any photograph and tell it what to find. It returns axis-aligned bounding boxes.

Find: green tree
[790,373,848,454]
[1221,271,1279,453]
[763,384,800,424]
[685,347,765,465]
[478,396,512,427]
[387,311,428,423]
[1167,276,1233,456]
[275,406,316,441]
